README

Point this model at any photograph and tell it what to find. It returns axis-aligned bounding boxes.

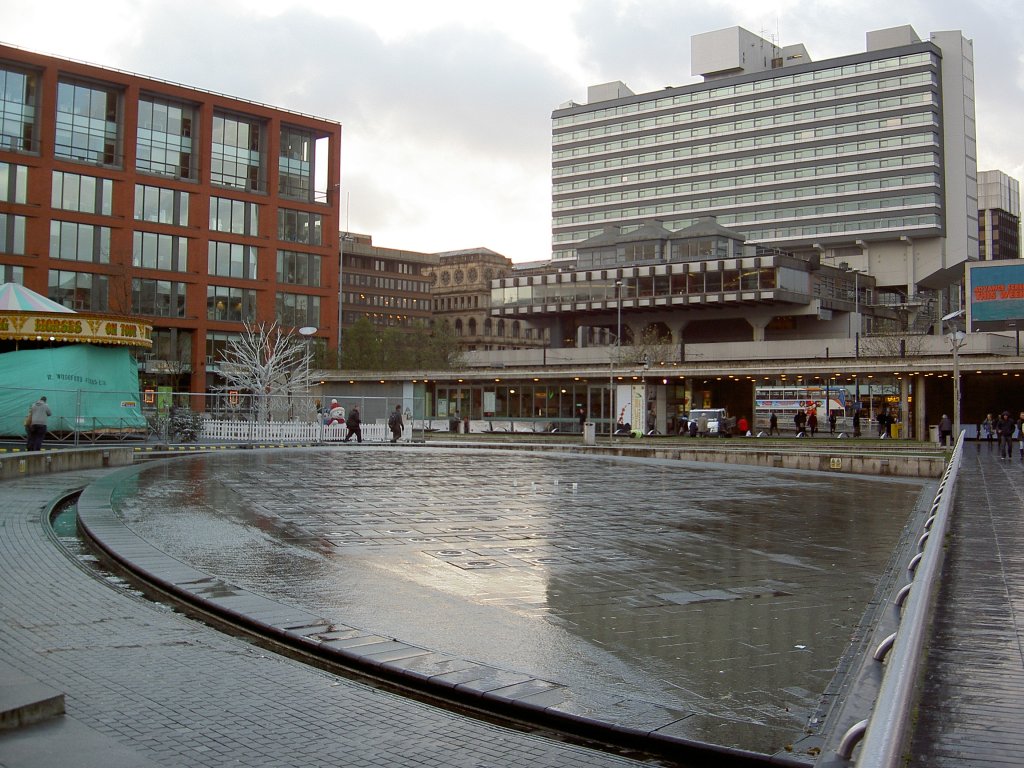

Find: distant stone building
[424,248,546,351]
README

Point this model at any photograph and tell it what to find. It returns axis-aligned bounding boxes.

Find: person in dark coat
[996,411,1016,459]
[343,406,362,443]
[938,414,952,446]
[26,395,51,451]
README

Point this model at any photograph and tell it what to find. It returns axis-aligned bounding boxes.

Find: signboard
[0,311,153,348]
[967,261,1024,332]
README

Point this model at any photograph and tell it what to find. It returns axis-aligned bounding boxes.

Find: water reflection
[112,449,925,754]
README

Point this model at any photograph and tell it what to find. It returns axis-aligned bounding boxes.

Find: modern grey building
[977,169,1020,261]
[550,25,978,314]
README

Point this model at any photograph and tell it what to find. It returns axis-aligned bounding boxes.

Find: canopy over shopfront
[0,283,152,436]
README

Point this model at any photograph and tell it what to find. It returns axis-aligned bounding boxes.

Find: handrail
[851,431,964,765]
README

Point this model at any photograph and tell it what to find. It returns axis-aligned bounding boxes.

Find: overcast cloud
[3,0,1022,261]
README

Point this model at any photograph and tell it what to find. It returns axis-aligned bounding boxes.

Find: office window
[209,196,259,235]
[52,171,114,215]
[149,328,192,363]
[136,95,195,178]
[0,214,26,255]
[55,80,120,165]
[49,221,110,263]
[205,331,241,364]
[279,126,313,200]
[211,113,263,191]
[134,184,189,226]
[1,162,28,203]
[0,263,24,282]
[276,250,321,286]
[277,208,321,245]
[275,291,320,327]
[48,269,108,311]
[133,231,188,271]
[132,278,187,317]
[207,285,257,321]
[208,241,258,280]
[0,65,37,152]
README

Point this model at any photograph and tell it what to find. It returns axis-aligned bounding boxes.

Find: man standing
[388,404,404,443]
[26,395,51,451]
[938,414,952,446]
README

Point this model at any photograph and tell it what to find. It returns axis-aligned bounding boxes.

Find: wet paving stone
[112,447,928,756]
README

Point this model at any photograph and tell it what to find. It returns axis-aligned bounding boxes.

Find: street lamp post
[608,280,623,443]
[943,310,966,439]
[299,326,317,428]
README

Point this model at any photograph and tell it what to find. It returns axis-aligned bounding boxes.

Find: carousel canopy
[0,283,75,313]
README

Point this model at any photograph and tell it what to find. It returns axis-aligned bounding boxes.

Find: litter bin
[929,425,938,444]
[583,421,596,445]
[890,423,901,439]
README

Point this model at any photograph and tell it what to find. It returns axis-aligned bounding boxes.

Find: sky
[3,0,1022,262]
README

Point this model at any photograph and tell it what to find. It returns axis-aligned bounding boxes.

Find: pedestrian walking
[1018,411,1024,460]
[828,412,837,436]
[938,413,952,446]
[26,395,51,451]
[807,411,818,437]
[853,408,862,438]
[793,409,806,436]
[982,413,995,448]
[996,410,1015,459]
[343,406,362,443]
[388,404,404,443]
[877,407,891,438]
[768,411,779,436]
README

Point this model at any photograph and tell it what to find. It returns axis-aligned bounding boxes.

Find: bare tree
[216,321,314,421]
[858,331,929,359]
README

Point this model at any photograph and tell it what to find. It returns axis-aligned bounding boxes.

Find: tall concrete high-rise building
[0,44,341,394]
[551,25,978,312]
[977,169,1020,261]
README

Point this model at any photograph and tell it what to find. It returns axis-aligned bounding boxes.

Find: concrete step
[0,664,64,731]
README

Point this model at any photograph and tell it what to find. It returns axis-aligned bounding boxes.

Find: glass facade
[49,220,110,263]
[132,231,188,271]
[0,213,26,255]
[276,250,321,286]
[53,171,114,215]
[1,161,28,203]
[211,113,263,190]
[208,241,258,280]
[48,268,109,311]
[55,80,120,165]
[277,208,322,245]
[134,183,189,225]
[275,291,320,327]
[0,65,37,152]
[551,49,944,258]
[136,95,194,178]
[207,284,257,322]
[132,278,187,317]
[209,196,259,235]
[279,125,313,200]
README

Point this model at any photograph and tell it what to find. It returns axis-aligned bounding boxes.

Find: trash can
[890,423,901,439]
[583,421,596,445]
[929,425,938,444]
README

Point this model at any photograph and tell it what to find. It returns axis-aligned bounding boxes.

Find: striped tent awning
[0,283,75,313]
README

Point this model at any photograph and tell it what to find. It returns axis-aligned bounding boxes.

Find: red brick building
[0,44,341,394]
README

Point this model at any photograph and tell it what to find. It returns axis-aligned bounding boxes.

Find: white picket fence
[200,420,409,444]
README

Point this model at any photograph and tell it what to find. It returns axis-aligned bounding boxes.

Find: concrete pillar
[914,374,927,442]
[747,316,771,342]
[901,376,911,439]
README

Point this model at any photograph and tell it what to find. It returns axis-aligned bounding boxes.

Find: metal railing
[815,432,964,766]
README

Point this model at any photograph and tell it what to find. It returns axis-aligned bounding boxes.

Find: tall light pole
[609,279,623,443]
[299,326,317,420]
[943,310,966,439]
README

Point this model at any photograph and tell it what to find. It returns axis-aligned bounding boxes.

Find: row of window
[553,152,937,195]
[345,254,426,275]
[553,126,937,179]
[452,318,528,338]
[556,212,942,247]
[343,271,430,293]
[2,64,325,200]
[41,266,321,324]
[556,192,940,229]
[552,52,936,127]
[554,84,935,153]
[556,172,939,214]
[342,291,430,312]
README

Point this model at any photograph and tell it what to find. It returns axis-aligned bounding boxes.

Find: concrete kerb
[75,454,810,768]
[0,446,134,480]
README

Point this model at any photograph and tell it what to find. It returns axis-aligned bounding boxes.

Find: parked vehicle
[687,408,736,436]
